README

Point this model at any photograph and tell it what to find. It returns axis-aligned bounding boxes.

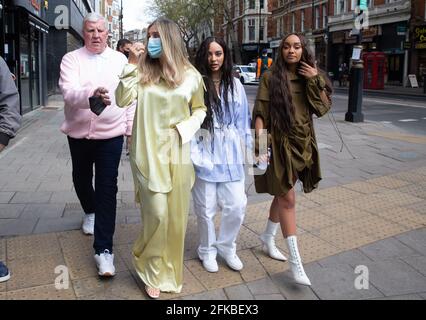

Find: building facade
[1,0,50,114]
[409,0,426,84]
[216,0,273,64]
[271,0,328,68]
[96,0,119,49]
[124,28,146,43]
[268,0,424,86]
[45,0,94,96]
[327,0,412,85]
[0,0,96,113]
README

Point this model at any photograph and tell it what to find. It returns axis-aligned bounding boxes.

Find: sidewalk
[0,96,425,300]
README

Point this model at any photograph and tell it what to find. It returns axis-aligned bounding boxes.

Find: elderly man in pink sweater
[59,13,136,277]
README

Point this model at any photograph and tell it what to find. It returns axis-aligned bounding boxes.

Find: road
[243,84,426,136]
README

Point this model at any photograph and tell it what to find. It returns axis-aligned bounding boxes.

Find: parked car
[232,65,258,84]
[248,61,257,69]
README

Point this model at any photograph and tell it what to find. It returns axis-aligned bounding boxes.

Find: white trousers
[192,177,247,260]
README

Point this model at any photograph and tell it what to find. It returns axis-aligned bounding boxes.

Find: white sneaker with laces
[94,249,116,277]
[200,257,219,273]
[82,213,95,235]
[221,253,243,271]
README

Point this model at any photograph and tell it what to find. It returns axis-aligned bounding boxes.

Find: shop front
[3,0,48,114]
[378,23,407,84]
[241,44,268,65]
[413,25,426,86]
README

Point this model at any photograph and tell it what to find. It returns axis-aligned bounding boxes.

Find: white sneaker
[200,257,218,273]
[221,253,243,271]
[82,213,95,235]
[94,249,116,277]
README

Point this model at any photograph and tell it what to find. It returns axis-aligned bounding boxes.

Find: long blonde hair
[139,17,193,88]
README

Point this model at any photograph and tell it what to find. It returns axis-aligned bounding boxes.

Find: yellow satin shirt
[115,64,207,193]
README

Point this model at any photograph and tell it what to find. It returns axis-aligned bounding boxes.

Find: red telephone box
[363,51,386,90]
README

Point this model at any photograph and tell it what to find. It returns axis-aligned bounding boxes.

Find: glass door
[19,26,31,114]
[30,26,40,107]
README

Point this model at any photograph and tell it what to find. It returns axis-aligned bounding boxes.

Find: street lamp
[258,0,261,58]
[345,0,367,123]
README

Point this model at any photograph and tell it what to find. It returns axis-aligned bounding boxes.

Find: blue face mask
[147,37,162,59]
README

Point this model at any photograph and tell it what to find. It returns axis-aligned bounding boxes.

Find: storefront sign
[332,31,345,44]
[408,74,419,88]
[30,0,40,10]
[345,31,357,44]
[243,45,258,51]
[403,42,411,49]
[359,0,368,11]
[414,25,426,49]
[397,25,406,36]
[270,40,281,48]
[12,0,42,16]
[362,26,378,38]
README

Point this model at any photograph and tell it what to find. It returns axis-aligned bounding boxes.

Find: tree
[214,0,242,64]
[150,0,242,64]
[150,0,214,55]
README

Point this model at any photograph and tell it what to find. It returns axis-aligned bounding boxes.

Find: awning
[28,14,49,34]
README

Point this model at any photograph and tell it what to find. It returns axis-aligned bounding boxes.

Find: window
[323,4,327,28]
[277,16,284,37]
[276,17,281,37]
[315,7,320,29]
[260,18,264,41]
[291,13,295,33]
[108,23,112,33]
[260,0,264,10]
[248,0,256,10]
[301,10,305,32]
[335,0,345,14]
[72,0,88,16]
[108,6,112,17]
[248,19,255,41]
[235,0,239,17]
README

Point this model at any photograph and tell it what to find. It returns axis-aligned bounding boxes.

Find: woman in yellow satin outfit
[115,18,206,299]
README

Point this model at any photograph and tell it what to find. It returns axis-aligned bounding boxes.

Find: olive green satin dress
[116,64,206,293]
[252,71,331,196]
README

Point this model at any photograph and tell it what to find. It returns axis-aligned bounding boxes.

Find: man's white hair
[83,12,107,28]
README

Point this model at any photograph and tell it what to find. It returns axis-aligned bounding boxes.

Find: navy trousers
[68,135,123,254]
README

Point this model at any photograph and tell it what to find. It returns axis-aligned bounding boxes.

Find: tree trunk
[223,2,242,64]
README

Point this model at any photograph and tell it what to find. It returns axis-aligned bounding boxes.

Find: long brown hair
[269,33,332,134]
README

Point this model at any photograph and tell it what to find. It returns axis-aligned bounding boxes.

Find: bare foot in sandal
[145,285,160,299]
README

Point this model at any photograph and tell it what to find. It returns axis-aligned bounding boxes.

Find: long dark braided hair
[194,37,234,135]
[269,33,332,134]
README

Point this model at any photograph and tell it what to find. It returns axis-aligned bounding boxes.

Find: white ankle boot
[260,220,287,261]
[286,235,311,286]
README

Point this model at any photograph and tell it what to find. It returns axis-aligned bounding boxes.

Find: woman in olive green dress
[253,33,332,286]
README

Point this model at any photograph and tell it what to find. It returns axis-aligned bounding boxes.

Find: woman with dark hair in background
[191,37,252,273]
[253,33,332,286]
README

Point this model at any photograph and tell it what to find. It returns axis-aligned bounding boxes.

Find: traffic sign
[359,0,368,11]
